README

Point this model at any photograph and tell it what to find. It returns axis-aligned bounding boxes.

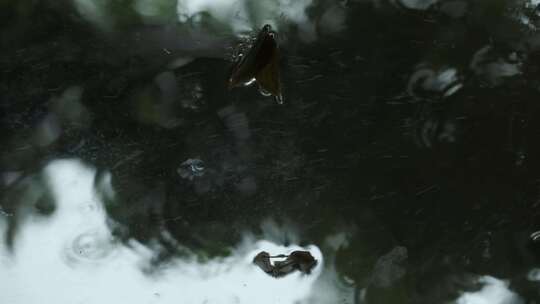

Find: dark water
[2,0,540,303]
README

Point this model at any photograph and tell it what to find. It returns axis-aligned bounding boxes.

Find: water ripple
[62,229,115,267]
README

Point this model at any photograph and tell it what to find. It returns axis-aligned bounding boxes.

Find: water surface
[2,0,540,303]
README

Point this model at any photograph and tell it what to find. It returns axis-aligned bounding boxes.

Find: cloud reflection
[455,276,523,304]
[176,0,314,36]
[73,0,320,40]
[0,163,527,304]
[397,0,439,10]
[0,159,324,304]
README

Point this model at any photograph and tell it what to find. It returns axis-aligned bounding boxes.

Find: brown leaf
[228,24,282,104]
[252,250,317,277]
[253,251,273,274]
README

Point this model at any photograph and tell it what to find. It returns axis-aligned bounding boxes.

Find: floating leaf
[252,250,317,278]
[253,251,274,274]
[229,24,283,104]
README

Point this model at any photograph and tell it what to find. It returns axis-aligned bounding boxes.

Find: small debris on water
[177,158,205,180]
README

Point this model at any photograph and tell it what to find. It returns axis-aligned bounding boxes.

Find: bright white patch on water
[520,14,535,30]
[470,46,521,86]
[407,65,463,99]
[176,0,315,39]
[527,268,540,282]
[133,0,171,18]
[516,0,540,30]
[398,0,439,10]
[73,0,321,40]
[73,0,112,30]
[455,276,524,304]
[0,159,325,304]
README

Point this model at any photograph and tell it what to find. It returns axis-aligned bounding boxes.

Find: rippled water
[2,0,540,303]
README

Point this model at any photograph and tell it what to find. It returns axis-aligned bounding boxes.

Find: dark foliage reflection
[3,0,540,303]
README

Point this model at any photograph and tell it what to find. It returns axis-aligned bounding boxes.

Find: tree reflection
[3,0,540,303]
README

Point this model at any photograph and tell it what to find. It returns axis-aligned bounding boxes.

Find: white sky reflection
[0,160,528,304]
[455,276,524,304]
[175,0,313,34]
[73,0,318,40]
[0,159,324,304]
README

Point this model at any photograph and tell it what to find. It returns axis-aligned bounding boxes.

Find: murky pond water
[2,0,540,303]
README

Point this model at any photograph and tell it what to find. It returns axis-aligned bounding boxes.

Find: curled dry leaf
[252,250,317,278]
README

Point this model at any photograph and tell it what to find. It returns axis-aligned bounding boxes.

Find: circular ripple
[531,231,540,242]
[62,230,115,266]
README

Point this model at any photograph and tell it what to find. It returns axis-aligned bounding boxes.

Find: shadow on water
[3,0,540,303]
